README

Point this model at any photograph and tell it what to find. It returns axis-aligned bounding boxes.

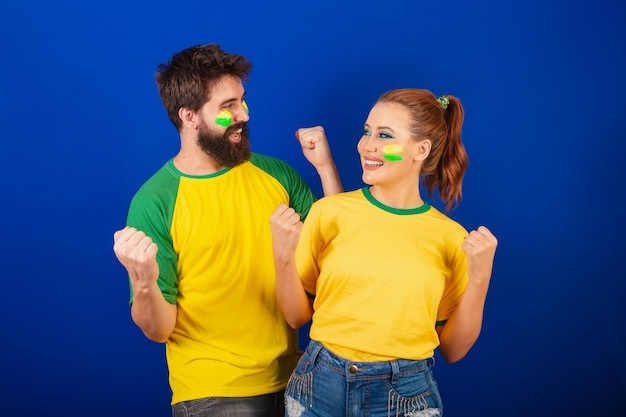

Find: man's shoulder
[248,153,298,175]
[132,161,179,201]
[249,152,290,165]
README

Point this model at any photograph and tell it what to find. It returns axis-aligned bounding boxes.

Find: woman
[270,89,498,417]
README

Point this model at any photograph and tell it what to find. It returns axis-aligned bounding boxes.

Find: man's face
[197,75,251,168]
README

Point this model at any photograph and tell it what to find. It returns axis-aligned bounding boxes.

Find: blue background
[1,1,625,416]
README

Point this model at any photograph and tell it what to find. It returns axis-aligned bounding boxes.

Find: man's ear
[414,139,432,161]
[178,107,198,130]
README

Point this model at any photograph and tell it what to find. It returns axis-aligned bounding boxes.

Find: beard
[197,120,251,168]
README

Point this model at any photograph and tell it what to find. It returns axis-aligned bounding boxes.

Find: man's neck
[173,139,225,176]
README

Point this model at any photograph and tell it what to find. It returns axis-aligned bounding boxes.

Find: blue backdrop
[1,1,625,416]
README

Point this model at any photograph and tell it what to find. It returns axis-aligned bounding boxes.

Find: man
[113,44,342,416]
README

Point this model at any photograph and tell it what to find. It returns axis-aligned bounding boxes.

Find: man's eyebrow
[219,91,246,107]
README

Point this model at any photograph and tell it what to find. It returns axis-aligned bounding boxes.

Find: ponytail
[378,89,469,211]
[425,95,468,211]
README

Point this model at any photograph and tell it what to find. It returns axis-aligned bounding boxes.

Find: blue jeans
[285,340,443,417]
[172,390,285,417]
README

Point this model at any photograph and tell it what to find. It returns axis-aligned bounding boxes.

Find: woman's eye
[363,128,371,136]
[378,131,394,139]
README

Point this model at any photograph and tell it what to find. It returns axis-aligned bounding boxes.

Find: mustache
[225,121,248,136]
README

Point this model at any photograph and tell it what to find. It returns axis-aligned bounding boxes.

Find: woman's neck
[368,183,424,209]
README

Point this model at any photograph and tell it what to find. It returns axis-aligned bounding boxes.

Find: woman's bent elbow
[441,350,467,364]
[438,344,471,363]
[286,316,309,330]
[144,331,170,344]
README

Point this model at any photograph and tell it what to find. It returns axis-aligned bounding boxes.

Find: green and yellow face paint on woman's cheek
[383,144,404,161]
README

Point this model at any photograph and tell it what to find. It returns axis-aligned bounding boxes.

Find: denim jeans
[172,390,285,417]
[285,340,443,417]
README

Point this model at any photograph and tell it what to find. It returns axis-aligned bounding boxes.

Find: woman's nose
[360,136,376,152]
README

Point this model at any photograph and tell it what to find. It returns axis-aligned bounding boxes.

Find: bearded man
[113,44,342,417]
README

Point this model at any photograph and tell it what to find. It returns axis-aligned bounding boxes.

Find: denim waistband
[306,340,434,382]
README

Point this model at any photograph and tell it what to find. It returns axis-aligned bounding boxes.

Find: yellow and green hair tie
[436,96,449,110]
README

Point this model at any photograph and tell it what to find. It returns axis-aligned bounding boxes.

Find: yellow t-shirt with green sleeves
[126,153,316,405]
[295,187,469,362]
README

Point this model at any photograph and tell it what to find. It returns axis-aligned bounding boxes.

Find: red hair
[377,89,469,211]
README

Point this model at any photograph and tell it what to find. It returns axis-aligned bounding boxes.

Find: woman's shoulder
[424,205,469,236]
[314,188,365,205]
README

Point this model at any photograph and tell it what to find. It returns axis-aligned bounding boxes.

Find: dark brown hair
[155,44,252,130]
[377,89,469,211]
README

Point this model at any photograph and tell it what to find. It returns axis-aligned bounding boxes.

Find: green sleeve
[126,163,180,305]
[249,153,316,220]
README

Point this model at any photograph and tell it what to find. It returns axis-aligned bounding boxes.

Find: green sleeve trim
[435,319,447,327]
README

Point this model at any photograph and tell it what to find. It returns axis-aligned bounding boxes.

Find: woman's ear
[413,139,432,161]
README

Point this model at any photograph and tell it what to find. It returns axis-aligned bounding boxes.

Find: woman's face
[357,101,429,187]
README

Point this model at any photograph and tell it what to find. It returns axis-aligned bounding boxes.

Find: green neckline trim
[361,187,430,215]
[167,159,231,179]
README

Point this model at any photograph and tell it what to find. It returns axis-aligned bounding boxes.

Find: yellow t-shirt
[295,187,469,362]
[127,154,315,404]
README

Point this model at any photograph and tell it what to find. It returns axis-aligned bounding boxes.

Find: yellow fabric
[295,189,469,362]
[127,155,315,404]
[167,162,300,402]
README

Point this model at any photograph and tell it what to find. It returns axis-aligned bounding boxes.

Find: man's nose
[233,102,250,123]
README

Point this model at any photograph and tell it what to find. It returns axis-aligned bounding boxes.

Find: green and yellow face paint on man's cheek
[383,144,404,161]
[214,100,249,127]
[215,110,233,127]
